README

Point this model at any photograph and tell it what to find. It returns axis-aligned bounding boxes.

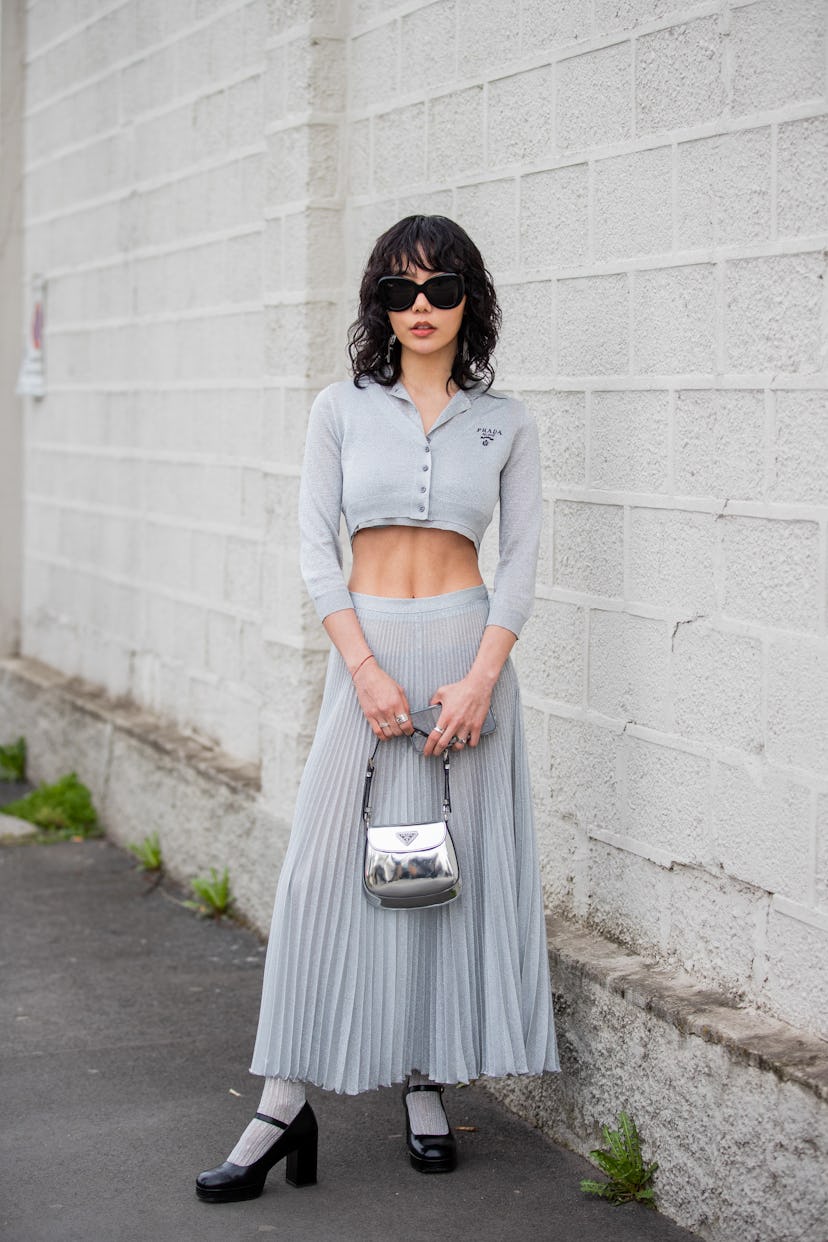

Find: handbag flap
[366,820,447,853]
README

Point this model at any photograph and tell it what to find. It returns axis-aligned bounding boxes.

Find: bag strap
[362,737,451,827]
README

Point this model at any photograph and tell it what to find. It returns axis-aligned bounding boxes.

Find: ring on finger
[378,720,391,728]
[433,725,445,735]
[395,713,408,724]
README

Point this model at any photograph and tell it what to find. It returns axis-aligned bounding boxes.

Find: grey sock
[227,1076,307,1166]
[405,1071,450,1136]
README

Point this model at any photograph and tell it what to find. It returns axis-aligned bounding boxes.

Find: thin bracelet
[351,653,375,680]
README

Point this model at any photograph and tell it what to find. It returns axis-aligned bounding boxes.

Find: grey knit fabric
[249,586,560,1093]
[297,378,542,637]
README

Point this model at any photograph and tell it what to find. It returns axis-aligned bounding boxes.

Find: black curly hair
[348,215,501,392]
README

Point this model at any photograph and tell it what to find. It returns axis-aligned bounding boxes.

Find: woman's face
[385,262,466,360]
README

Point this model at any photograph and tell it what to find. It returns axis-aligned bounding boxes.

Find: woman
[196,215,560,1202]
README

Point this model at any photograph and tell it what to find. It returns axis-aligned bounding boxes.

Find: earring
[385,333,397,365]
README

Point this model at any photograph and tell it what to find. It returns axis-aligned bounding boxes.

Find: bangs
[381,217,466,275]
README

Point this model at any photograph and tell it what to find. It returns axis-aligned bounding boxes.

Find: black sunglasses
[377,273,465,312]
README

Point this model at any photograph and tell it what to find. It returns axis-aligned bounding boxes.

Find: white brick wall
[14,0,828,1040]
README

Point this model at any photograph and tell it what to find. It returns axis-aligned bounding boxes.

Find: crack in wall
[670,614,709,649]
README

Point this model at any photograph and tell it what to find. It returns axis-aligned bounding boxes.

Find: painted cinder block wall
[17,0,828,1039]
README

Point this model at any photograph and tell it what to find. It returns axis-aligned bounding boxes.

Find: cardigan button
[418,504,425,512]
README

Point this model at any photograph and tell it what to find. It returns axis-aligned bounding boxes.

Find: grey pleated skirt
[249,585,560,1093]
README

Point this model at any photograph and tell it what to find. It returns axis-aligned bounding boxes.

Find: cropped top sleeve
[298,377,542,637]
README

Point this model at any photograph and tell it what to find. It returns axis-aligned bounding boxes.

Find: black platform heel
[195,1100,318,1203]
[402,1081,457,1174]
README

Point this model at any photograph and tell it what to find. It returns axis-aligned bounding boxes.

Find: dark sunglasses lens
[424,274,464,308]
[378,279,417,311]
[378,274,464,311]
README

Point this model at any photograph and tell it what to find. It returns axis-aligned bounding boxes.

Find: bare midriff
[348,526,484,598]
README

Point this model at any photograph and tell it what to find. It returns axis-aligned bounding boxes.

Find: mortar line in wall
[349,92,824,148]
[350,2,723,91]
[24,445,303,477]
[561,485,826,522]
[512,173,521,271]
[23,120,172,176]
[24,0,130,65]
[187,684,265,722]
[806,790,819,911]
[720,0,734,122]
[24,558,264,626]
[670,140,678,254]
[582,605,590,713]
[504,374,828,392]
[260,625,329,653]
[715,749,828,796]
[25,500,268,545]
[26,10,264,123]
[549,258,558,377]
[714,256,725,374]
[28,122,332,220]
[627,269,635,374]
[46,304,267,333]
[34,224,266,277]
[38,374,347,393]
[26,76,264,171]
[818,520,828,638]
[534,581,828,646]
[589,827,675,870]
[42,378,312,394]
[629,34,636,141]
[769,122,779,241]
[762,386,776,504]
[664,387,676,494]
[324,228,828,279]
[622,501,630,606]
[481,76,489,173]
[586,157,595,265]
[517,697,827,792]
[771,894,828,934]
[704,750,717,874]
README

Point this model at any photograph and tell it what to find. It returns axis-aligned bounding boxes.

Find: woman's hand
[422,624,516,756]
[353,659,414,742]
[422,673,493,757]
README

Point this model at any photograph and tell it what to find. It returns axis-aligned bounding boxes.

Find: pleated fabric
[249,585,560,1093]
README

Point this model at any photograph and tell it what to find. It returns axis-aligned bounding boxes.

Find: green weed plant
[0,736,27,782]
[127,831,163,872]
[0,772,99,839]
[185,866,233,920]
[580,1111,658,1207]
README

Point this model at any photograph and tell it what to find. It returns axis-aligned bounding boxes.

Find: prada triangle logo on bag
[396,830,418,846]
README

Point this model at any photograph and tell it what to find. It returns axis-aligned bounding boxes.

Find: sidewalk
[0,834,701,1242]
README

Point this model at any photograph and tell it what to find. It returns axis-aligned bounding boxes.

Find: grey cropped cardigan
[298,376,542,637]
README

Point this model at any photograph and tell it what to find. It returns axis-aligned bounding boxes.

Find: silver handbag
[361,739,461,910]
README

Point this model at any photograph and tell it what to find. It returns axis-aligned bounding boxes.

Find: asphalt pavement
[0,829,701,1242]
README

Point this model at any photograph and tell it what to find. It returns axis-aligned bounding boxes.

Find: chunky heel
[285,1133,318,1187]
[196,1100,319,1202]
